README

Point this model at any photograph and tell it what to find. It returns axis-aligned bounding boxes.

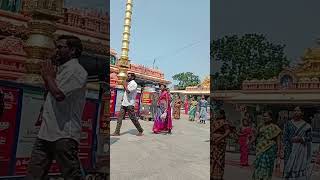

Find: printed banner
[79,100,97,170]
[135,93,141,114]
[110,89,116,116]
[14,90,50,175]
[142,91,152,105]
[114,89,124,117]
[0,86,20,176]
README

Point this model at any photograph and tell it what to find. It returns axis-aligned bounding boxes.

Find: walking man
[26,35,88,180]
[111,73,144,136]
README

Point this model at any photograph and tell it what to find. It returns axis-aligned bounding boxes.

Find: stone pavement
[224,153,282,180]
[110,114,210,180]
[224,152,320,180]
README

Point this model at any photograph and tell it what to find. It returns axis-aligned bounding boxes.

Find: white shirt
[38,59,88,143]
[121,80,137,107]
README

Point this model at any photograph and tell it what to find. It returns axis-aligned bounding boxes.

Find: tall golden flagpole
[117,0,133,86]
[19,0,64,85]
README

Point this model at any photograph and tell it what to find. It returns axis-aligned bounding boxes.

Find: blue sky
[111,0,210,86]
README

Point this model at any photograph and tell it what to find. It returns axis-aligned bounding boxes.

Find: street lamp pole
[117,0,133,86]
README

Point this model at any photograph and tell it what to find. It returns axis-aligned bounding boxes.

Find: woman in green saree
[188,96,198,121]
[252,111,281,180]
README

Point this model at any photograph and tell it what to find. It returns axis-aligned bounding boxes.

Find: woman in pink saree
[153,84,172,134]
[237,118,254,166]
[184,95,189,114]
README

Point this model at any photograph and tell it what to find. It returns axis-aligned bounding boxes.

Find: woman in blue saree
[283,106,312,180]
[198,95,208,124]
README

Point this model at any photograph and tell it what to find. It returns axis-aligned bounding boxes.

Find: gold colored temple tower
[117,0,133,86]
[19,0,64,85]
[295,40,320,78]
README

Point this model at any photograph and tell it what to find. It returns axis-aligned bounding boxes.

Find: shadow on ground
[119,129,141,136]
[110,137,120,145]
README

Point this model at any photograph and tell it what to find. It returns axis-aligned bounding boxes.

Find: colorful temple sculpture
[0,2,109,178]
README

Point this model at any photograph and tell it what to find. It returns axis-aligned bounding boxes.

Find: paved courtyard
[110,114,210,180]
[109,114,320,180]
[224,153,320,180]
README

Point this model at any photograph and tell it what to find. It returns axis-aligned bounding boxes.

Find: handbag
[160,112,167,120]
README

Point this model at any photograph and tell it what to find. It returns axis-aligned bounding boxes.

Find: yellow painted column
[117,0,133,87]
[19,0,64,85]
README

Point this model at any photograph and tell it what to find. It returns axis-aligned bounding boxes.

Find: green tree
[172,72,200,90]
[211,33,289,90]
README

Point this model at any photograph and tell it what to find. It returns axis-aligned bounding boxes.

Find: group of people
[188,95,209,123]
[212,106,315,180]
[111,81,173,136]
[111,79,210,136]
[171,94,209,124]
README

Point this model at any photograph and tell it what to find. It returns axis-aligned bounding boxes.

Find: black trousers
[114,105,143,134]
[26,138,82,180]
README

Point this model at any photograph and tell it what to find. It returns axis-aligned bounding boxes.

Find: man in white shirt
[26,35,88,180]
[111,73,144,136]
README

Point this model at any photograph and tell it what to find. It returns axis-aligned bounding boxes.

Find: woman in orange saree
[173,95,182,119]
